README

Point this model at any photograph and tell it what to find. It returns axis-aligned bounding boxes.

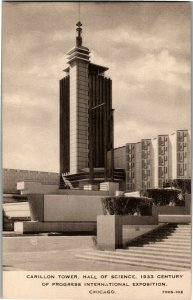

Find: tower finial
[76,21,82,47]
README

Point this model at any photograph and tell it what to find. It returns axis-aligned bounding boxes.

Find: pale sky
[2,2,191,172]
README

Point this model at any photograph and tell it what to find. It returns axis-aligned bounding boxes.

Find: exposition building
[112,129,191,192]
[59,21,124,189]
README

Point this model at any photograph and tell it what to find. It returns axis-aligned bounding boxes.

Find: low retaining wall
[122,215,158,225]
[17,181,58,195]
[14,221,96,234]
[44,195,104,222]
[97,214,159,250]
[122,224,165,246]
[152,194,191,216]
[158,215,191,223]
[152,206,187,215]
[28,193,105,222]
[3,202,30,218]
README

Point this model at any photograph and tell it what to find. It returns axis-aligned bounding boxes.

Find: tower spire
[76,21,82,47]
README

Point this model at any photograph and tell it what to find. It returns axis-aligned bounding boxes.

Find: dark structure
[88,64,114,182]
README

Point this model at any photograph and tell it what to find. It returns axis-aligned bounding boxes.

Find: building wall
[123,129,191,192]
[126,143,136,192]
[151,138,158,188]
[113,146,126,169]
[60,44,113,182]
[176,130,190,179]
[169,132,177,179]
[60,76,70,176]
[125,143,142,192]
[69,60,89,174]
[158,135,169,187]
[3,169,59,194]
[135,142,142,191]
[169,130,191,180]
[141,139,152,189]
[89,74,112,169]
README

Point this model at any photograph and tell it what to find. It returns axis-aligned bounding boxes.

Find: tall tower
[60,23,114,187]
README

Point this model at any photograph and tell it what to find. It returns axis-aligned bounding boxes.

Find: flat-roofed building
[169,130,191,180]
[113,129,191,192]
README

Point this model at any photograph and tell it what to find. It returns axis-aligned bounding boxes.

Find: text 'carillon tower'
[59,22,114,187]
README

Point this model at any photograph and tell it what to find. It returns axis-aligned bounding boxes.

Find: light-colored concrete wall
[97,215,122,250]
[69,63,78,174]
[77,60,89,171]
[97,215,159,250]
[122,224,163,245]
[3,202,30,218]
[17,181,58,195]
[100,182,119,194]
[44,194,104,222]
[69,59,89,174]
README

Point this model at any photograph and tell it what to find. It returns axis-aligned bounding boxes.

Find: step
[144,236,191,242]
[140,230,191,234]
[148,232,191,237]
[137,238,191,246]
[148,240,191,246]
[170,230,191,233]
[135,241,191,248]
[170,228,191,231]
[130,243,191,249]
[120,248,191,259]
[101,250,191,264]
[126,247,191,256]
[81,251,191,267]
[82,251,191,267]
[76,253,189,271]
[170,227,191,229]
[126,244,192,253]
[137,239,191,245]
[135,235,191,241]
[131,242,191,249]
[137,238,191,244]
[162,237,191,241]
[141,244,191,251]
[175,225,191,227]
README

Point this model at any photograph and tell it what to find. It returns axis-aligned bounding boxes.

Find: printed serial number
[162,291,183,294]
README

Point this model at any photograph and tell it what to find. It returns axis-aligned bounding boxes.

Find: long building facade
[60,22,115,187]
[112,129,191,192]
[3,169,59,194]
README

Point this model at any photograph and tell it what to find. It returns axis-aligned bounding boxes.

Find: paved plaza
[3,235,148,271]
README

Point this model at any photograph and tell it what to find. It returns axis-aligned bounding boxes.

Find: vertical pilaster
[69,59,89,174]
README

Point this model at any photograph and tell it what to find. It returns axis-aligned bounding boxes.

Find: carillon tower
[60,22,115,187]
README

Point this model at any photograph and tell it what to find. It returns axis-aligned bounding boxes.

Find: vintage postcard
[2,1,191,299]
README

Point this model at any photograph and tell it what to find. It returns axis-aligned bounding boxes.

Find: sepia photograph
[2,1,191,299]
